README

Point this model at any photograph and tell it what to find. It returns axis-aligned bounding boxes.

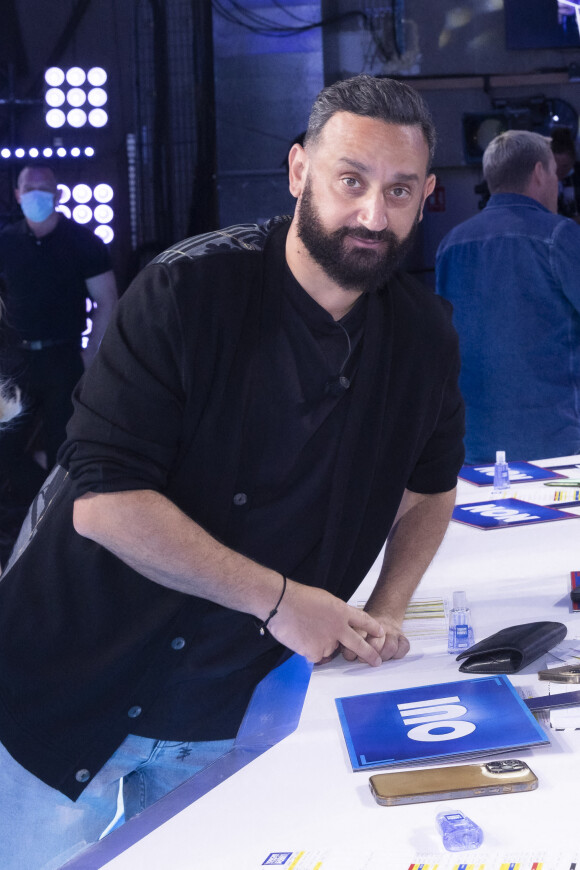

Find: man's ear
[418,173,437,221]
[14,188,21,205]
[288,143,308,198]
[532,160,545,184]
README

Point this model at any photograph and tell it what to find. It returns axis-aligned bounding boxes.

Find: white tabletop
[67,457,580,870]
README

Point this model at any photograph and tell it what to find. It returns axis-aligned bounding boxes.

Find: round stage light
[94,225,114,244]
[66,67,86,86]
[45,88,65,107]
[70,147,81,157]
[94,204,114,223]
[29,148,39,158]
[57,184,71,204]
[87,67,107,86]
[15,148,25,158]
[72,204,92,224]
[45,67,65,87]
[1,149,10,158]
[88,108,108,128]
[67,109,87,128]
[56,205,71,219]
[84,147,95,157]
[56,147,67,157]
[87,87,107,107]
[46,108,66,128]
[43,148,53,158]
[93,183,113,203]
[67,87,86,107]
[72,184,92,204]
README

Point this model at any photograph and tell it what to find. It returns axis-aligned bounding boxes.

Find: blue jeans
[0,734,235,870]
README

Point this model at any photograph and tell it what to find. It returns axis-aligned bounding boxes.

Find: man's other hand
[341,613,410,664]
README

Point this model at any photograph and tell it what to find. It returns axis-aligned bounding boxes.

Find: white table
[66,457,580,870]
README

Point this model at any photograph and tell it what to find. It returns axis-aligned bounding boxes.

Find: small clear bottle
[492,450,510,495]
[447,590,474,653]
[436,808,483,852]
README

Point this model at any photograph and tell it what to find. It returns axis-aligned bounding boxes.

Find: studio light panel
[0,147,95,160]
[44,67,108,129]
[56,181,115,244]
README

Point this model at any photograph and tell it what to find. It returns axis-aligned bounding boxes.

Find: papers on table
[459,462,566,486]
[452,498,578,530]
[244,848,578,869]
[336,675,549,772]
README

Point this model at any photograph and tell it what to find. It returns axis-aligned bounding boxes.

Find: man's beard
[296,178,421,293]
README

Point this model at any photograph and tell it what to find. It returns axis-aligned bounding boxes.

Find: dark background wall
[2,0,580,290]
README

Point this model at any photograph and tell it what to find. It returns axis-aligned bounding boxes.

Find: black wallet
[455,621,568,674]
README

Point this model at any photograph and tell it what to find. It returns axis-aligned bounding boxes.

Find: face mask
[19,190,55,223]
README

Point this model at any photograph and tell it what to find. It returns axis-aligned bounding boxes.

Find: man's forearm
[73,489,386,666]
[366,487,456,623]
[341,487,456,662]
[73,489,283,616]
[83,270,118,364]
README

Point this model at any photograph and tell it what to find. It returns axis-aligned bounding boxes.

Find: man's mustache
[338,226,395,243]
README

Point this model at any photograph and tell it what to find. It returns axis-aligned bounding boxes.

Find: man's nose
[358,190,388,232]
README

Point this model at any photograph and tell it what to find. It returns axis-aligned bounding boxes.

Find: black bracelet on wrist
[257,575,287,636]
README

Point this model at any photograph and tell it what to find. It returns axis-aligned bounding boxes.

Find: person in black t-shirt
[0,164,117,564]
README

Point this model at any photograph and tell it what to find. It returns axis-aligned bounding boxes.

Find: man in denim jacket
[437,129,580,463]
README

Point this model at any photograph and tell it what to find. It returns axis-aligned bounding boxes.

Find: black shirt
[0,215,111,341]
[131,230,368,739]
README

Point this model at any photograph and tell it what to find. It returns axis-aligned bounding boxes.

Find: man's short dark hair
[483,130,553,195]
[16,164,57,188]
[304,74,436,167]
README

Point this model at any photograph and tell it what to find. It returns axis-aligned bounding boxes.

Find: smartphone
[369,759,538,806]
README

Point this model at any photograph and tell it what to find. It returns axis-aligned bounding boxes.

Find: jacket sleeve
[60,262,188,496]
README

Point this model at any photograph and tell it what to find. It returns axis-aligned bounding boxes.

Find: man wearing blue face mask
[0,165,118,566]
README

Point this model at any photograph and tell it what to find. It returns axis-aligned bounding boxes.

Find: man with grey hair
[436,129,580,463]
[0,74,464,867]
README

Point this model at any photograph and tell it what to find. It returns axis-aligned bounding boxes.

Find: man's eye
[391,187,409,198]
[342,177,361,189]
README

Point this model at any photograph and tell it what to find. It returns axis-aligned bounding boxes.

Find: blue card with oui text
[336,675,548,771]
[452,498,578,530]
[459,462,565,486]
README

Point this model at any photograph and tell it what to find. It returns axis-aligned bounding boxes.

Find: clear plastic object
[436,808,483,852]
[493,449,510,493]
[447,590,474,653]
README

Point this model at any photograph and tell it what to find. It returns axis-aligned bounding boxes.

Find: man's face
[291,112,436,292]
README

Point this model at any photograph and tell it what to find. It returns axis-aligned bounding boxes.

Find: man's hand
[266,579,385,667]
[341,612,410,664]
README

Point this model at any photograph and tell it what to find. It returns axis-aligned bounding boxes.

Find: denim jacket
[436,193,580,463]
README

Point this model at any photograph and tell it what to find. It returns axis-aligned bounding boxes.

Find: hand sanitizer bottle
[447,590,474,653]
[436,808,483,851]
[492,450,510,495]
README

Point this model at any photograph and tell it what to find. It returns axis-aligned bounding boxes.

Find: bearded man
[0,74,464,868]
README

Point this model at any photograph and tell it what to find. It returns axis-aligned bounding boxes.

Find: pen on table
[544,480,580,486]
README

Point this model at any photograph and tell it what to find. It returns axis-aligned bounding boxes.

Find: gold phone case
[369,759,538,806]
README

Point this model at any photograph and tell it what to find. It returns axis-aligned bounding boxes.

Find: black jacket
[0,218,464,799]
